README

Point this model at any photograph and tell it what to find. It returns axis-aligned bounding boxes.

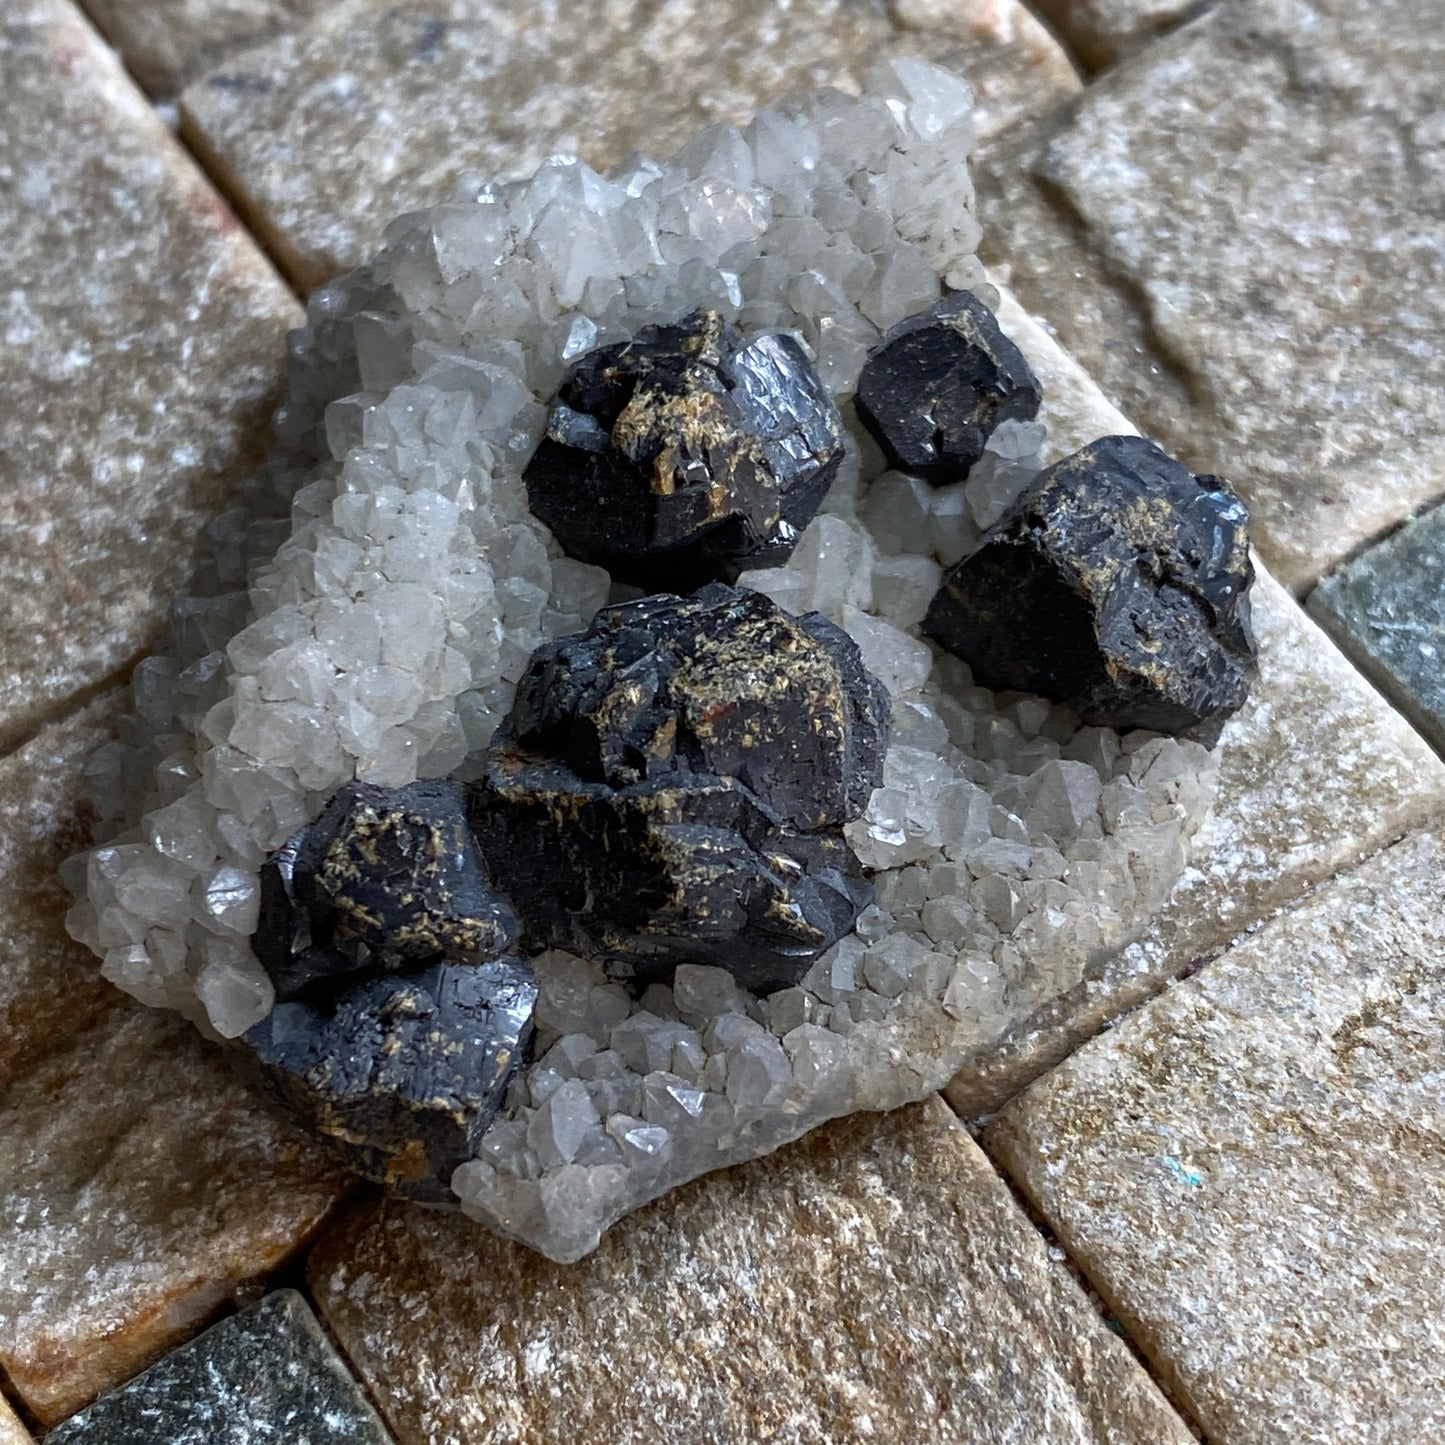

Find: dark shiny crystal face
[242,958,537,1202]
[924,434,1258,743]
[470,583,891,993]
[855,290,1042,485]
[252,779,518,1001]
[524,309,846,591]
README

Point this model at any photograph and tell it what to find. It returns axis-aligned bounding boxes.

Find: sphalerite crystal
[252,779,519,1000]
[924,435,1258,742]
[470,583,890,992]
[524,309,846,590]
[243,958,536,1202]
[854,292,1042,484]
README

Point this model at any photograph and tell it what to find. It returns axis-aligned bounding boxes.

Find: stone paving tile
[1028,0,1209,69]
[0,693,125,1092]
[987,828,1445,1445]
[80,0,331,96]
[0,1397,31,1445]
[943,289,1445,1115]
[0,0,301,754]
[0,1004,352,1426]
[45,1290,392,1444]
[179,0,1077,290]
[977,0,1445,594]
[310,1097,1195,1445]
[1309,505,1445,758]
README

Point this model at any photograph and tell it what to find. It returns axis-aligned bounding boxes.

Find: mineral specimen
[924,435,1257,741]
[470,583,889,992]
[252,780,518,1000]
[64,63,1222,1262]
[243,958,537,1201]
[854,292,1042,484]
[524,309,846,590]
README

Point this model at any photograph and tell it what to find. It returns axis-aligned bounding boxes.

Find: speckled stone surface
[944,294,1445,1115]
[988,829,1445,1445]
[81,0,331,95]
[310,1097,1195,1445]
[0,0,300,753]
[977,0,1445,593]
[1309,505,1445,757]
[45,1291,392,1444]
[0,694,125,1091]
[0,1397,31,1445]
[1028,0,1209,68]
[179,0,1077,289]
[0,1007,351,1426]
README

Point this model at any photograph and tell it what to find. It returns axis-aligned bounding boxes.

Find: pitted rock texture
[243,958,537,1201]
[253,779,518,1000]
[472,584,888,992]
[926,435,1257,742]
[855,291,1042,484]
[526,310,845,590]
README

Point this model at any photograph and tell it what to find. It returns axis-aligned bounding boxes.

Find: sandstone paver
[80,0,331,95]
[310,1097,1195,1445]
[0,1398,31,1445]
[45,1291,392,1444]
[978,0,1445,594]
[0,694,124,1092]
[1028,0,1209,69]
[988,828,1445,1445]
[179,0,1077,290]
[0,1003,351,1426]
[1309,504,1445,758]
[0,0,301,754]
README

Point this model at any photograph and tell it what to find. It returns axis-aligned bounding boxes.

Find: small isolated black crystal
[924,434,1258,743]
[470,582,890,992]
[524,309,846,590]
[855,291,1042,484]
[252,779,518,1000]
[242,959,536,1202]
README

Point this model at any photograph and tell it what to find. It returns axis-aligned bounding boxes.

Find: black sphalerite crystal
[470,582,890,993]
[242,958,536,1202]
[855,291,1042,484]
[524,309,846,590]
[924,434,1258,742]
[252,778,518,1000]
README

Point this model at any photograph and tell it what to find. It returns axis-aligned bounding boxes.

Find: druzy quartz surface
[65,62,1229,1261]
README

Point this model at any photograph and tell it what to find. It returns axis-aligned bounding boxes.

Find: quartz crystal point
[242,958,537,1202]
[252,780,519,1000]
[855,292,1042,484]
[470,583,890,992]
[924,435,1258,742]
[524,309,846,590]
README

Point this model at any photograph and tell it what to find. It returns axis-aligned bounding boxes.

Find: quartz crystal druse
[66,66,1254,1260]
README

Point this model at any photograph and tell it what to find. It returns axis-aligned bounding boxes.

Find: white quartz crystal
[68,63,1216,1261]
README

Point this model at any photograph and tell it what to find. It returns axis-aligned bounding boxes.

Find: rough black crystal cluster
[244,960,536,1204]
[524,309,845,590]
[470,583,890,992]
[855,290,1042,484]
[924,434,1258,743]
[246,780,534,1199]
